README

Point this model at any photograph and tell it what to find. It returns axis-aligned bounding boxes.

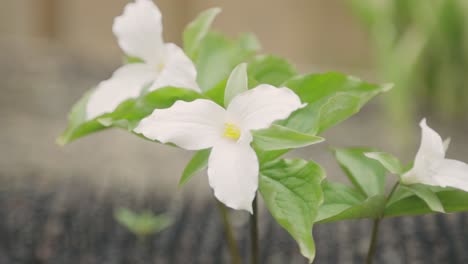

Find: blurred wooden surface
[0,0,372,70]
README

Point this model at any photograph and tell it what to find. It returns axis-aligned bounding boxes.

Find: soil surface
[1,175,467,264]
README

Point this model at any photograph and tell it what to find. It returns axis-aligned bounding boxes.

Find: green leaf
[179,149,210,187]
[196,32,260,92]
[321,181,366,205]
[57,89,106,145]
[58,87,205,145]
[183,7,222,60]
[124,56,144,64]
[317,194,386,223]
[280,72,391,134]
[385,190,468,218]
[364,151,403,174]
[114,208,172,237]
[259,159,325,263]
[333,147,387,197]
[224,63,248,106]
[252,124,324,151]
[396,184,445,213]
[316,181,386,223]
[248,55,298,86]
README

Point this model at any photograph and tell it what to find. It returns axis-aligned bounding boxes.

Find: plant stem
[365,182,400,264]
[217,201,242,264]
[385,182,400,204]
[365,218,381,264]
[250,196,259,264]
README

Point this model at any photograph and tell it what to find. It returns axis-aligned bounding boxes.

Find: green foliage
[385,190,468,217]
[224,63,248,106]
[316,181,386,223]
[58,87,205,145]
[114,208,172,238]
[252,124,324,151]
[57,89,106,145]
[400,184,445,213]
[259,159,325,263]
[179,149,210,187]
[183,7,222,60]
[333,148,387,197]
[124,56,145,64]
[279,73,391,134]
[349,0,468,131]
[248,55,298,86]
[364,151,404,175]
[195,32,260,93]
[324,146,466,222]
[57,7,414,264]
[254,74,389,165]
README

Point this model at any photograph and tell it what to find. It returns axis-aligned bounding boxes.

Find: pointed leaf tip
[224,63,248,106]
[183,7,222,60]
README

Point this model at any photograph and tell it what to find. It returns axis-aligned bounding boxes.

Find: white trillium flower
[134,78,305,212]
[86,0,200,120]
[402,118,468,192]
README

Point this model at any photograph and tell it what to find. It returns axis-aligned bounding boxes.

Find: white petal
[406,119,447,181]
[207,134,258,213]
[86,64,155,120]
[113,0,165,64]
[226,84,305,130]
[432,159,468,192]
[416,118,446,160]
[134,99,225,150]
[401,167,439,186]
[149,43,200,92]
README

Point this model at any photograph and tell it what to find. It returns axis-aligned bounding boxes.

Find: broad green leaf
[387,186,414,206]
[400,184,445,213]
[183,7,221,60]
[333,147,387,197]
[248,55,298,86]
[364,151,403,174]
[224,63,248,106]
[114,208,172,237]
[58,87,205,145]
[259,159,325,263]
[321,181,366,205]
[279,72,392,134]
[196,32,260,92]
[179,149,210,187]
[316,181,386,223]
[317,194,386,223]
[252,124,324,151]
[385,190,468,217]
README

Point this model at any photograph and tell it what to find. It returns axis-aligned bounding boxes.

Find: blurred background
[1,0,468,263]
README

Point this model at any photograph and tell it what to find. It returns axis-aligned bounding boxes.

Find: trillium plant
[58,0,468,263]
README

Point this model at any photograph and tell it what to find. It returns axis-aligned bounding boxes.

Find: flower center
[157,63,165,73]
[223,123,241,140]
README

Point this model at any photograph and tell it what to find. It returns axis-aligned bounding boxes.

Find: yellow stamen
[157,63,165,72]
[223,123,241,140]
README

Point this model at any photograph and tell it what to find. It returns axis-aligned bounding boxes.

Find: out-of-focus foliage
[114,208,172,239]
[349,0,468,139]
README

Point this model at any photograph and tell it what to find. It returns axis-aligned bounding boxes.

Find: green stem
[365,182,400,264]
[217,201,242,264]
[250,196,259,264]
[365,218,381,264]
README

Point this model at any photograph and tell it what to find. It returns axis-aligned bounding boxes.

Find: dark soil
[0,175,467,264]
